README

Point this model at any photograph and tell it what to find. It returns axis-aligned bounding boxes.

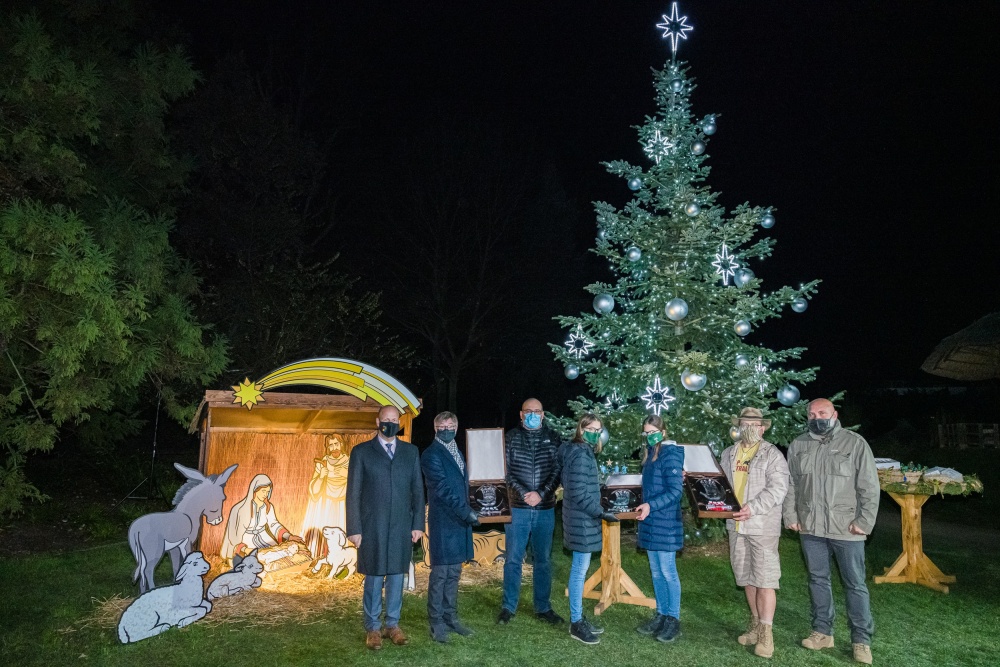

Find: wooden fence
[938,423,1000,449]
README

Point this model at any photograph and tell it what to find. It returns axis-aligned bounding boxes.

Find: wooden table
[570,516,656,615]
[873,492,956,593]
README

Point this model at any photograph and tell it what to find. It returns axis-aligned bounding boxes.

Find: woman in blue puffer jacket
[635,414,685,643]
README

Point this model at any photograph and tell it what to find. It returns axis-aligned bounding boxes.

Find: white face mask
[739,424,762,445]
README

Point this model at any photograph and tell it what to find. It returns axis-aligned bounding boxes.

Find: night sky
[164,0,999,402]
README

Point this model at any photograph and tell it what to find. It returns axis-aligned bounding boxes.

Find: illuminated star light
[712,242,740,286]
[604,390,626,411]
[643,128,675,165]
[752,358,769,393]
[656,2,693,54]
[565,325,595,360]
[640,376,676,416]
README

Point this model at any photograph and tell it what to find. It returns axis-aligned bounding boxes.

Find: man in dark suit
[421,411,480,643]
[346,405,425,651]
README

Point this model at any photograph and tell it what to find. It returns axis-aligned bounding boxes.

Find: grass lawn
[2,502,999,667]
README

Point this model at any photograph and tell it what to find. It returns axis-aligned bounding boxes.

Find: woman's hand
[636,502,651,520]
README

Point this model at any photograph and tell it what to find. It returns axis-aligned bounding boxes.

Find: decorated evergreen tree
[551,4,822,466]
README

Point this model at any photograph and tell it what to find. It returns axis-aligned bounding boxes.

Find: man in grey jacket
[783,399,879,665]
[722,407,789,659]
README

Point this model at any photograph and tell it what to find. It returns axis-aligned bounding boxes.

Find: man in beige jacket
[722,407,789,659]
[783,398,879,665]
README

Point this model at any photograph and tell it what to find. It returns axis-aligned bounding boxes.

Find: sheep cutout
[311,526,358,579]
[207,550,264,600]
[117,551,212,643]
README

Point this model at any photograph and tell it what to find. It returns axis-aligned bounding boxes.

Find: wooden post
[571,519,656,615]
[873,492,956,593]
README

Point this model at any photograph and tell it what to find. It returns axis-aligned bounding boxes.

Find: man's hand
[635,503,651,521]
[786,523,801,532]
[523,491,542,507]
[732,505,753,522]
[348,534,362,548]
[848,522,867,536]
[412,530,424,543]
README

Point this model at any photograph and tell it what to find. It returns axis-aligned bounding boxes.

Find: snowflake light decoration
[712,242,740,286]
[640,376,676,416]
[565,325,595,360]
[643,127,675,165]
[656,2,693,54]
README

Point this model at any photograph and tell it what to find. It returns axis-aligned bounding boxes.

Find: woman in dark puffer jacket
[635,414,685,643]
[560,413,619,645]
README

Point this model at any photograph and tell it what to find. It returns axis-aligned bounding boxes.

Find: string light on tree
[565,325,595,360]
[712,242,740,286]
[656,2,693,54]
[640,376,676,416]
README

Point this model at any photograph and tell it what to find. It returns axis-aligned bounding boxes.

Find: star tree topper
[565,324,595,360]
[640,376,676,416]
[656,2,693,54]
[712,242,740,286]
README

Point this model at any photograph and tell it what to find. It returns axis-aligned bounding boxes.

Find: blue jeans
[362,573,404,631]
[568,551,592,622]
[502,507,555,614]
[800,534,875,644]
[648,550,681,618]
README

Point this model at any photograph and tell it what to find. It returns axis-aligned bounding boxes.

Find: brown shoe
[754,622,774,659]
[365,630,382,650]
[801,631,834,650]
[737,615,760,646]
[852,643,873,665]
[382,625,409,646]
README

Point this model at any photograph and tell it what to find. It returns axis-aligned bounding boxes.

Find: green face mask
[583,430,601,446]
[644,431,664,447]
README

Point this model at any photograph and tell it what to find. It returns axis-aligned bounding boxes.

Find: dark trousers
[800,534,875,644]
[427,562,462,626]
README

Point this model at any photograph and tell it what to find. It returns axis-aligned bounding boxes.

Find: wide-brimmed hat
[731,407,771,431]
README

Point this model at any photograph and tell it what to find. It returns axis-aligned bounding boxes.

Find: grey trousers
[800,533,875,644]
[427,562,462,626]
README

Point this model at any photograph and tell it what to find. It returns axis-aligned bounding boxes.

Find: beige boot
[737,615,760,646]
[852,643,873,665]
[801,631,835,650]
[754,622,774,659]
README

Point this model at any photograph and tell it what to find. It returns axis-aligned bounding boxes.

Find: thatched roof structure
[922,312,1000,381]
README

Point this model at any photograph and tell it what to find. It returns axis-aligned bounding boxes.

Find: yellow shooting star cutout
[231,377,264,409]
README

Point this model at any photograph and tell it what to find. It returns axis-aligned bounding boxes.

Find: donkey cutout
[128,463,238,593]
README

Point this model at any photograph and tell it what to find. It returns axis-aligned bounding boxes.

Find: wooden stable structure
[189,390,417,559]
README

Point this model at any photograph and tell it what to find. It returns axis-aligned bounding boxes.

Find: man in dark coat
[421,411,480,643]
[498,397,564,626]
[346,405,425,651]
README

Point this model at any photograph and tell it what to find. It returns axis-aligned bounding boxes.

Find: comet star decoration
[565,325,595,360]
[657,2,693,54]
[712,242,740,286]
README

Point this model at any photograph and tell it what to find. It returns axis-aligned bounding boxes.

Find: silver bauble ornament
[735,354,750,369]
[564,365,580,380]
[599,427,610,447]
[681,369,707,391]
[626,246,642,262]
[734,268,755,287]
[702,119,717,135]
[669,77,684,92]
[777,384,800,406]
[761,213,776,229]
[627,177,642,191]
[685,202,700,217]
[729,425,741,441]
[791,297,808,313]
[691,140,706,155]
[735,320,752,337]
[597,229,606,241]
[664,297,688,321]
[593,293,615,314]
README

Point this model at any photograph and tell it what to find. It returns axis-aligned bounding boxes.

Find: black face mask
[808,418,833,435]
[379,421,400,438]
[436,429,456,443]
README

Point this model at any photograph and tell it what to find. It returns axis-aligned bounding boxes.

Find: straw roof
[922,312,1000,381]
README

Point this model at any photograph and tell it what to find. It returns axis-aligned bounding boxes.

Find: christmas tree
[551,4,821,466]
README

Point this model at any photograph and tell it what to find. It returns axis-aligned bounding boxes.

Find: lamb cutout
[207,550,264,600]
[117,551,212,643]
[311,526,358,579]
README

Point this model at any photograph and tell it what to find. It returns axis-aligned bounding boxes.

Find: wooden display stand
[873,492,956,593]
[575,517,655,615]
